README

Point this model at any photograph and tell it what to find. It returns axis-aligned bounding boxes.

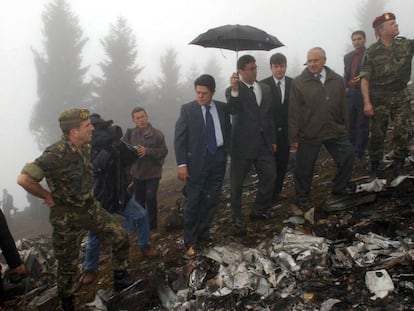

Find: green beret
[59,108,90,126]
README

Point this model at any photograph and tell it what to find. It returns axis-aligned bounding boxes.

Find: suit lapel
[284,78,291,105]
[191,101,205,132]
[216,102,225,134]
[240,82,257,106]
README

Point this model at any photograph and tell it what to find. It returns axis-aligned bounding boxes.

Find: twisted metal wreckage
[4,157,414,310]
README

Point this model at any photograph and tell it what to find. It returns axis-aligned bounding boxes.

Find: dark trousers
[0,209,21,304]
[0,209,21,269]
[230,140,275,220]
[294,136,354,202]
[133,178,160,231]
[184,148,226,247]
[347,89,369,158]
[274,127,290,198]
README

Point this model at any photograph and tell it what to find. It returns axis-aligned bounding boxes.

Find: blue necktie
[205,105,217,155]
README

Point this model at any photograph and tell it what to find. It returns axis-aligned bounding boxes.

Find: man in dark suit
[344,30,369,161]
[174,74,231,256]
[261,53,292,202]
[226,55,276,229]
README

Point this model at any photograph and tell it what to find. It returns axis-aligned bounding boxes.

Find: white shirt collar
[272,76,285,85]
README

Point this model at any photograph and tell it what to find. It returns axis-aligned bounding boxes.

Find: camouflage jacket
[21,135,94,210]
[360,37,414,92]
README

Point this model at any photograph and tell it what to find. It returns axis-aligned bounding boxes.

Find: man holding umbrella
[226,55,276,229]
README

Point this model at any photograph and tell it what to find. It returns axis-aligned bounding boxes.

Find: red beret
[372,12,396,28]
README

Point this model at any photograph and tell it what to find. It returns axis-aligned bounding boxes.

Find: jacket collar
[301,66,334,82]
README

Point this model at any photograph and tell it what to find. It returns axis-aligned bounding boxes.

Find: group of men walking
[15,11,413,311]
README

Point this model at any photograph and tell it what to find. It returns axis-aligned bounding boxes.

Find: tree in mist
[91,17,143,128]
[203,56,226,101]
[31,0,90,148]
[181,64,200,103]
[355,0,386,45]
[287,57,305,78]
[150,48,184,159]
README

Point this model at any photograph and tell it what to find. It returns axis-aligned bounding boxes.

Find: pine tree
[203,56,226,101]
[92,17,143,128]
[355,0,386,45]
[31,0,90,148]
[153,48,184,155]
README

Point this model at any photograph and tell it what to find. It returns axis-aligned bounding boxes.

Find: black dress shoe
[332,186,355,196]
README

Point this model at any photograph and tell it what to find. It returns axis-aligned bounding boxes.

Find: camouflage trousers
[50,203,129,298]
[369,88,413,161]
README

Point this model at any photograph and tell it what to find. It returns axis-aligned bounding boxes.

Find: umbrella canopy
[189,24,284,52]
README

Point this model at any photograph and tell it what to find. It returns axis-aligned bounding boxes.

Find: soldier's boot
[369,160,380,179]
[393,157,405,177]
[113,270,134,291]
[61,296,74,311]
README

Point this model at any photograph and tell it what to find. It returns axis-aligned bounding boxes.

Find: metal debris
[365,269,394,300]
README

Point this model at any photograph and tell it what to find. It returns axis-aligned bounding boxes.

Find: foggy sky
[1,0,413,209]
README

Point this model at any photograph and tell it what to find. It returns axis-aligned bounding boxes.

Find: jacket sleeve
[121,128,133,144]
[225,85,241,115]
[174,105,189,166]
[145,131,168,160]
[263,85,277,145]
[288,80,301,143]
[92,148,112,176]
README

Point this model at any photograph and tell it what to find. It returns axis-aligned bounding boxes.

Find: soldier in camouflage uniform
[360,12,414,177]
[17,108,132,311]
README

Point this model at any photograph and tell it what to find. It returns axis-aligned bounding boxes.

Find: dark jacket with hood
[91,119,137,212]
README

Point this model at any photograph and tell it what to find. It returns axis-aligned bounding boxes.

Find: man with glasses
[226,55,276,230]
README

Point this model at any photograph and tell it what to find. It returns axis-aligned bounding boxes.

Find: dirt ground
[70,158,295,309]
[73,152,359,309]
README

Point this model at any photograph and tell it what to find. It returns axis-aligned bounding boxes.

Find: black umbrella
[189,24,284,58]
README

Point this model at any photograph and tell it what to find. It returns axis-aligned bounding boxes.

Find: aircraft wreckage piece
[365,269,394,300]
[86,279,145,311]
[345,232,414,268]
[355,178,387,193]
[323,174,414,212]
[322,192,377,212]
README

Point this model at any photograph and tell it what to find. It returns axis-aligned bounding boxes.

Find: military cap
[59,108,90,126]
[372,12,396,28]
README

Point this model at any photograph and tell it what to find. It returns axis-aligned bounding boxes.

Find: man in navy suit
[174,74,231,256]
[344,30,368,161]
[226,55,276,229]
[261,53,292,202]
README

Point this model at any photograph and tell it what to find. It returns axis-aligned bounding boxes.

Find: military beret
[59,108,90,126]
[372,12,396,28]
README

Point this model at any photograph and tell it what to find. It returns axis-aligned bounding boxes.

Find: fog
[1,0,413,209]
